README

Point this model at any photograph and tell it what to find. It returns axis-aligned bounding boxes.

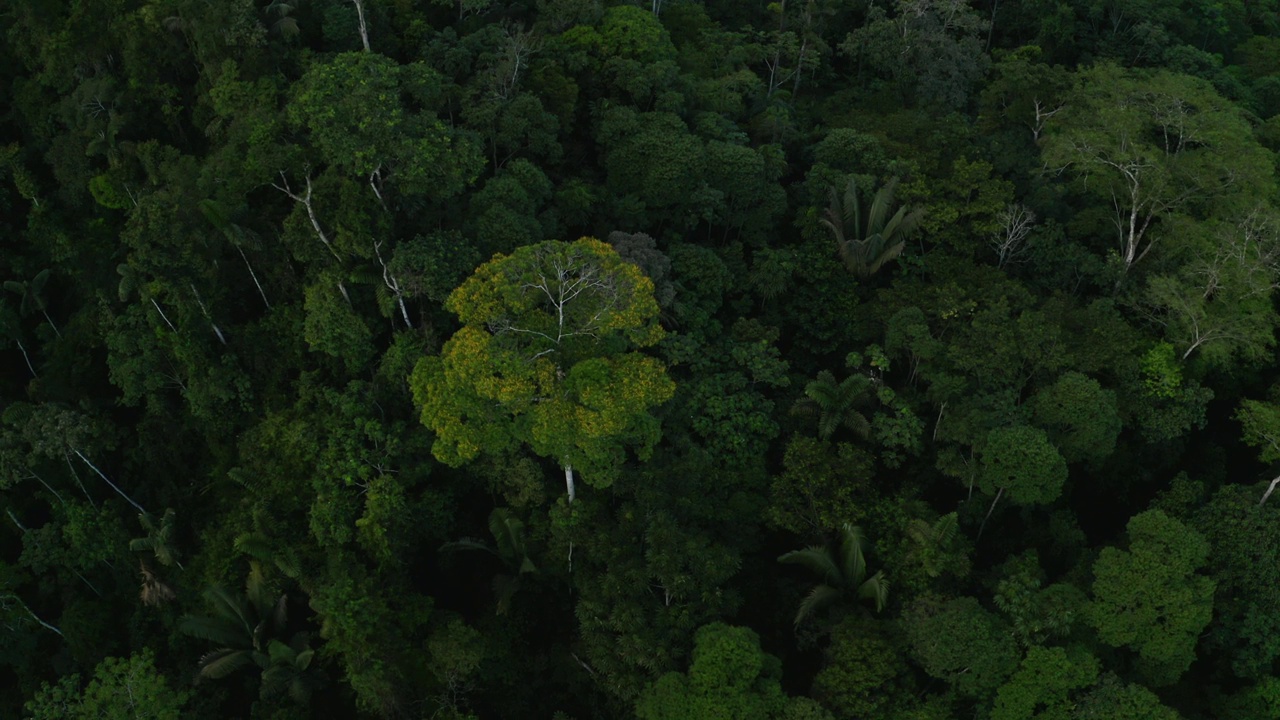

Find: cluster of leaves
[3,0,1280,718]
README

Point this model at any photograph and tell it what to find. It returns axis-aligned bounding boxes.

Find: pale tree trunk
[374,241,412,328]
[352,0,371,52]
[1260,475,1280,506]
[563,463,576,504]
[16,340,37,378]
[235,245,271,310]
[977,487,1004,541]
[73,449,148,516]
[2,594,63,636]
[41,310,61,338]
[150,298,178,332]
[189,284,227,345]
[272,172,343,262]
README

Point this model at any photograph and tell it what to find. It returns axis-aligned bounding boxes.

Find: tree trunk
[150,298,178,332]
[16,340,37,378]
[1260,475,1280,506]
[74,449,148,516]
[977,487,1004,541]
[236,245,271,310]
[41,309,61,338]
[352,0,371,52]
[3,594,63,636]
[564,463,576,504]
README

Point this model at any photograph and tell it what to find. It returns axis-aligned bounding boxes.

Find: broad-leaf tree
[1041,64,1273,277]
[411,238,675,502]
[1086,510,1214,686]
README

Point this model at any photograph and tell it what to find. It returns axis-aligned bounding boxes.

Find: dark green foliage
[1,3,1277,718]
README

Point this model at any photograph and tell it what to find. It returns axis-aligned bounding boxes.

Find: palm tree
[791,370,873,441]
[130,508,183,569]
[138,561,176,607]
[178,561,323,703]
[820,176,924,278]
[198,199,271,310]
[441,508,538,615]
[778,523,889,627]
[4,269,60,337]
[904,512,964,579]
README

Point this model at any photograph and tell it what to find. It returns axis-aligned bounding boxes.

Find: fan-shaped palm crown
[778,523,889,627]
[791,370,873,441]
[820,176,924,279]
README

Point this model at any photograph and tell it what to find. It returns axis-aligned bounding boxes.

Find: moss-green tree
[411,238,675,502]
[1086,510,1214,686]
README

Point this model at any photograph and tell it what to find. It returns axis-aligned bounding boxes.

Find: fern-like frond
[794,583,842,627]
[779,546,842,585]
[201,586,254,636]
[934,513,959,546]
[837,523,868,586]
[858,570,890,613]
[198,648,255,680]
[178,615,249,648]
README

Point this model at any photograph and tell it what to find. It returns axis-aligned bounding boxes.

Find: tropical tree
[411,238,675,503]
[1086,510,1214,686]
[778,523,889,627]
[790,370,873,441]
[440,508,538,614]
[820,176,924,279]
[25,650,190,720]
[903,512,968,580]
[4,269,60,338]
[129,508,182,569]
[177,561,323,704]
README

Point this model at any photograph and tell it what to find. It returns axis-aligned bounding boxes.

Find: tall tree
[1041,64,1274,278]
[411,238,674,503]
[1087,510,1214,686]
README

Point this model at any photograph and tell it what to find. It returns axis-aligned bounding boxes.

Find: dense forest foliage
[6,0,1280,717]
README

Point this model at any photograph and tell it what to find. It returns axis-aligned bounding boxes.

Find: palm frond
[866,177,901,234]
[201,586,254,636]
[933,513,959,546]
[490,508,528,566]
[906,518,932,545]
[837,523,868,586]
[178,615,249,648]
[867,239,906,276]
[493,573,521,615]
[198,648,255,680]
[778,546,842,585]
[842,409,872,440]
[260,664,292,700]
[267,638,296,666]
[440,538,497,556]
[794,583,842,627]
[857,570,890,613]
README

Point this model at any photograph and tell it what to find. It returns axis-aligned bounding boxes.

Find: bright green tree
[1086,510,1214,686]
[635,623,831,720]
[990,646,1099,720]
[1074,674,1184,720]
[25,650,189,720]
[1031,372,1121,464]
[411,238,674,502]
[904,595,1019,698]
